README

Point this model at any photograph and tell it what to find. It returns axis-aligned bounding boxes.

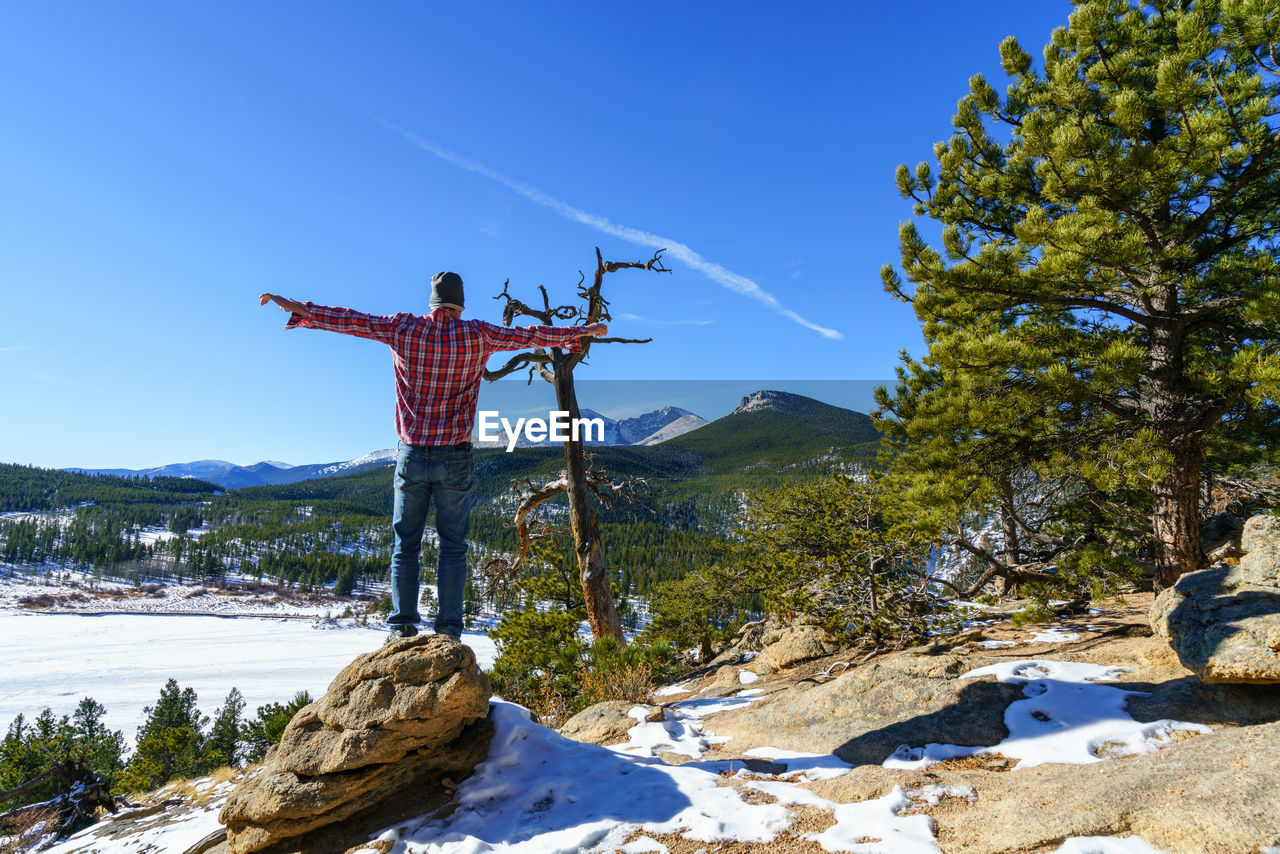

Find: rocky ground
[37,592,1280,854]
[557,593,1280,854]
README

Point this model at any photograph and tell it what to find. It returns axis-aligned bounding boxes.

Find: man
[259,271,607,642]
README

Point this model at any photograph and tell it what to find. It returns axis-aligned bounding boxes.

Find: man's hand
[259,293,312,318]
[582,322,608,338]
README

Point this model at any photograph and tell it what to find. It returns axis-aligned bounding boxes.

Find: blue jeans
[388,443,473,636]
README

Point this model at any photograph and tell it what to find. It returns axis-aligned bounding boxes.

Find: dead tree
[0,760,117,842]
[483,247,666,642]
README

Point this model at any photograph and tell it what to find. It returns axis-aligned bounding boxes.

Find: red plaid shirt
[287,304,589,446]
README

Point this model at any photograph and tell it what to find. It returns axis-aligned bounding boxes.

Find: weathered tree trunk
[485,249,663,642]
[698,635,713,666]
[1146,320,1206,592]
[1151,436,1205,592]
[553,367,624,642]
[997,474,1021,597]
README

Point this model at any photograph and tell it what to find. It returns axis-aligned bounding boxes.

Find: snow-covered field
[0,571,368,618]
[0,611,496,744]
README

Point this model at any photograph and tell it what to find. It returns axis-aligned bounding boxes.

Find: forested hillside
[0,463,220,513]
[0,395,879,602]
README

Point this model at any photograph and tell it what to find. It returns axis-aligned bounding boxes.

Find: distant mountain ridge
[64,393,869,489]
[68,450,399,490]
[475,405,707,449]
[660,388,880,473]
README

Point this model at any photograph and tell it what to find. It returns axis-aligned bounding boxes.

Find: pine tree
[201,688,244,772]
[71,698,125,789]
[736,475,938,644]
[642,565,747,664]
[121,679,207,792]
[881,0,1280,589]
[875,343,1149,598]
[240,691,312,764]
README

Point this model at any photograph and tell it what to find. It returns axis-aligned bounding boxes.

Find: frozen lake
[0,611,497,744]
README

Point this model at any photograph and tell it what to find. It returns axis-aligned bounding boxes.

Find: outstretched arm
[258,293,403,343]
[260,293,312,318]
[483,321,609,354]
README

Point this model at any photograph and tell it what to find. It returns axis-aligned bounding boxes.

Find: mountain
[616,406,706,444]
[636,412,709,445]
[67,450,398,490]
[475,405,706,449]
[61,393,865,491]
[660,389,880,474]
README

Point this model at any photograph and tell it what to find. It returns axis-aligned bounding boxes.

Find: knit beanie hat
[429,271,465,311]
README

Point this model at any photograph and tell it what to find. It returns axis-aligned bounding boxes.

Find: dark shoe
[434,629,462,641]
[383,624,419,645]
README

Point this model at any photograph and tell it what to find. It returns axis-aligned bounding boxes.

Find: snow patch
[613,694,763,759]
[742,746,853,781]
[384,700,794,852]
[1031,627,1081,643]
[884,660,1210,771]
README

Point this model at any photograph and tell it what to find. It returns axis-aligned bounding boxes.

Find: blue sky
[0,2,1073,469]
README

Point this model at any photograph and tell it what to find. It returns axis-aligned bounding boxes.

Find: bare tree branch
[482,349,553,382]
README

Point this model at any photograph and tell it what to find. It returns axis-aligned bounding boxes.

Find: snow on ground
[383,700,794,852]
[0,571,357,618]
[885,660,1211,770]
[1031,626,1082,643]
[369,699,958,854]
[742,746,855,781]
[34,654,1196,854]
[44,777,235,854]
[132,524,210,545]
[613,695,762,759]
[0,611,496,744]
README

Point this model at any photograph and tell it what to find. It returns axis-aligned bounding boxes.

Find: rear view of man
[259,271,607,641]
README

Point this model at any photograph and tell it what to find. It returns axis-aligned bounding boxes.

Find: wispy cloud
[615,312,714,327]
[0,346,31,352]
[381,122,842,340]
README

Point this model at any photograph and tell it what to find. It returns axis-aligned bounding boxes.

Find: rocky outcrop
[219,635,492,854]
[558,700,646,746]
[710,618,842,672]
[1152,513,1280,684]
[707,619,771,667]
[803,719,1280,854]
[710,648,1022,765]
[757,624,843,671]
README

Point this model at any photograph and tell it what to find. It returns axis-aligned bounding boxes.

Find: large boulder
[757,624,843,671]
[709,649,1022,766]
[558,700,646,746]
[1151,514,1280,684]
[707,618,775,667]
[219,635,492,854]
